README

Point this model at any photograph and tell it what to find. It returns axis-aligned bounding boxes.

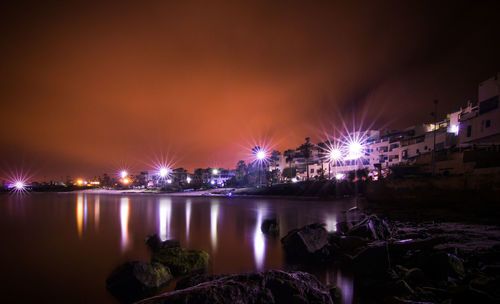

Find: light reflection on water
[76,193,83,238]
[159,198,172,241]
[185,199,191,243]
[120,197,130,251]
[94,196,100,231]
[210,199,219,252]
[0,193,356,303]
[325,213,337,232]
[253,204,266,270]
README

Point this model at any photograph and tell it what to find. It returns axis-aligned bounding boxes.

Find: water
[0,192,355,303]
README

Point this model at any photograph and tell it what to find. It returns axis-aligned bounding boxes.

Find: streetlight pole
[432,99,438,176]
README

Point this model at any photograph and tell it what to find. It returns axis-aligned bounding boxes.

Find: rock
[350,241,390,277]
[261,218,280,236]
[393,279,414,296]
[106,261,172,303]
[175,273,228,290]
[424,252,465,280]
[336,221,352,234]
[146,234,180,252]
[136,270,334,304]
[338,235,368,253]
[152,247,209,276]
[452,286,497,304]
[327,285,342,303]
[404,268,425,285]
[347,215,391,241]
[281,223,331,261]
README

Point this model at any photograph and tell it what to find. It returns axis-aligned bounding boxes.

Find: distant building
[459,73,500,146]
[193,168,235,186]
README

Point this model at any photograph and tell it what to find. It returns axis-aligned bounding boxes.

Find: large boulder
[423,252,465,280]
[152,247,209,276]
[136,270,333,304]
[106,261,172,303]
[261,218,280,236]
[350,241,390,277]
[281,223,332,261]
[347,215,391,241]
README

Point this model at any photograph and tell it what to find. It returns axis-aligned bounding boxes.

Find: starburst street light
[256,150,266,160]
[15,181,25,189]
[329,148,342,162]
[8,179,28,194]
[159,167,169,178]
[252,146,268,186]
[212,168,219,175]
[120,170,128,179]
[348,141,363,160]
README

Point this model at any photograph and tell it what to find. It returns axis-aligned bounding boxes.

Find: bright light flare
[8,179,28,194]
[14,181,25,190]
[76,179,84,186]
[121,177,130,184]
[159,167,169,178]
[341,131,370,161]
[256,150,266,160]
[3,168,32,194]
[212,169,219,175]
[186,177,191,184]
[329,148,342,161]
[335,173,345,180]
[120,170,128,179]
[348,142,363,160]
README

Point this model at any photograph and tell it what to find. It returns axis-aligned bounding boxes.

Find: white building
[459,73,500,147]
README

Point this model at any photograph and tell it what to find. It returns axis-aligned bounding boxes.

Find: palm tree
[284,149,295,180]
[299,137,314,180]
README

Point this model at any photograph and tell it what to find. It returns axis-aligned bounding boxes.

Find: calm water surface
[0,192,356,303]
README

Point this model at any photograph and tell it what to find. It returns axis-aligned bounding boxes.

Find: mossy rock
[152,247,209,276]
[106,261,173,303]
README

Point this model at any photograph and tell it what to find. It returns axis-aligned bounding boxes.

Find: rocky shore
[106,207,500,304]
[280,209,500,303]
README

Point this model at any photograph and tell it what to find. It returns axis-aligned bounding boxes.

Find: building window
[416,149,419,153]
[424,146,428,150]
[486,120,491,128]
[467,125,472,137]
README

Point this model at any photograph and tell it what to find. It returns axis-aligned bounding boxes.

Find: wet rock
[347,215,391,241]
[281,223,331,261]
[146,234,180,252]
[175,273,227,290]
[404,268,425,285]
[152,247,209,276]
[327,285,342,303]
[338,235,368,253]
[106,261,172,303]
[393,279,414,296]
[425,252,465,280]
[350,241,390,277]
[261,218,280,236]
[136,270,333,304]
[452,286,497,304]
[336,221,352,234]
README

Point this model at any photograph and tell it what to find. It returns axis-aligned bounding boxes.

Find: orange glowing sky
[1,1,500,180]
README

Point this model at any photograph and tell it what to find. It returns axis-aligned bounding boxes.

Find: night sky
[1,1,500,180]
